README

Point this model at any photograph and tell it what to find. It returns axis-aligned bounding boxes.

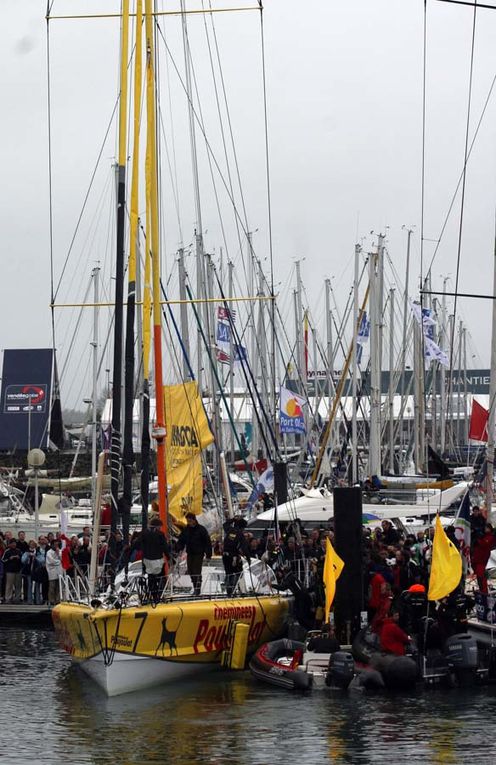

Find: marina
[5,0,496,762]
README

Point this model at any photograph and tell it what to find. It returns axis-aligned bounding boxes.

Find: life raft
[249,638,312,691]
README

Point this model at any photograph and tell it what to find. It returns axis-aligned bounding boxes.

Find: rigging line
[53,98,119,302]
[187,39,231,260]
[258,0,277,443]
[154,22,255,248]
[434,0,496,9]
[157,62,183,242]
[426,72,496,279]
[211,265,280,456]
[46,5,56,356]
[47,7,261,21]
[207,0,250,234]
[448,1,478,398]
[200,0,243,259]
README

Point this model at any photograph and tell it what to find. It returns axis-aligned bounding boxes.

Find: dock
[0,603,53,627]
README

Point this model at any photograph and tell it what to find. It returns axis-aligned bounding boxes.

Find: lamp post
[27,448,46,540]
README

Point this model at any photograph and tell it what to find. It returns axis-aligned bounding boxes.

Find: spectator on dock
[21,541,45,605]
[16,531,29,555]
[46,540,63,605]
[2,538,22,603]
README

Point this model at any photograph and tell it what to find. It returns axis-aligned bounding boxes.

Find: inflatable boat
[249,638,314,691]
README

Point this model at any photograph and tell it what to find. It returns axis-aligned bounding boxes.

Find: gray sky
[2,1,496,409]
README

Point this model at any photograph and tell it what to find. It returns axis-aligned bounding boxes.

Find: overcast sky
[2,1,496,409]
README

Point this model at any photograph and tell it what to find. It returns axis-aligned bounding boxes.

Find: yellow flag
[164,382,214,522]
[323,538,344,623]
[428,514,462,601]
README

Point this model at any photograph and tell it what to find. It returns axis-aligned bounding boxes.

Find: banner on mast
[279,385,306,434]
[163,381,214,524]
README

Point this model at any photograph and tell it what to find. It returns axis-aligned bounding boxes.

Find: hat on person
[408,584,426,593]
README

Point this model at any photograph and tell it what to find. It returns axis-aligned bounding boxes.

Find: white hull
[76,651,218,696]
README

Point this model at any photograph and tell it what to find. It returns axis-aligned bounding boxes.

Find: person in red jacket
[380,610,410,656]
[472,523,496,594]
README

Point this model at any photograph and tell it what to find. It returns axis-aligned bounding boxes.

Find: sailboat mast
[145,0,168,531]
[122,0,143,540]
[91,266,100,509]
[110,0,130,533]
[486,221,496,513]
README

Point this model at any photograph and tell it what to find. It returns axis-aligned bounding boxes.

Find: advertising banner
[0,349,56,450]
[163,381,214,524]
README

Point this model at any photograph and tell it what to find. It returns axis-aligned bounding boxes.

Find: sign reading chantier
[0,349,54,450]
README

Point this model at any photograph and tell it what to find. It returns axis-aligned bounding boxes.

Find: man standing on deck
[134,517,170,602]
[176,513,212,596]
[222,516,249,595]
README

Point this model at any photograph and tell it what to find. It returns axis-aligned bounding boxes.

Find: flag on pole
[279,386,306,434]
[469,399,489,442]
[453,490,471,574]
[428,515,462,601]
[323,538,344,622]
[246,466,274,510]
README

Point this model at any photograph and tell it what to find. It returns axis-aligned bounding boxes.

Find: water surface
[0,628,494,764]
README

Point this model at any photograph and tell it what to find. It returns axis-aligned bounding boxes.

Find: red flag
[469,399,489,442]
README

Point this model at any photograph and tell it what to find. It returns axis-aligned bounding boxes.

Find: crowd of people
[0,500,491,648]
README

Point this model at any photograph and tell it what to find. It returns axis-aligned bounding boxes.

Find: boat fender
[356,668,385,690]
[292,670,313,691]
[372,655,418,691]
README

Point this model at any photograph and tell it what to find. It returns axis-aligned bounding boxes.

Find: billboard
[0,349,62,451]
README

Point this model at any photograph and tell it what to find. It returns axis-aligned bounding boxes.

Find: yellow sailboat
[51,0,290,696]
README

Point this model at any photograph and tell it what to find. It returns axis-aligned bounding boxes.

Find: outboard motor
[444,633,479,686]
[326,651,355,689]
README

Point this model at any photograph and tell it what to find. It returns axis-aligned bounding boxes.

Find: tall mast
[368,236,383,477]
[140,139,153,531]
[122,0,143,540]
[439,280,448,455]
[178,247,191,381]
[295,260,305,397]
[179,0,205,393]
[463,326,468,446]
[145,0,167,531]
[351,246,360,484]
[486,221,496,513]
[91,265,100,509]
[110,0,130,533]
[399,227,412,474]
[228,260,235,462]
[388,288,395,474]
